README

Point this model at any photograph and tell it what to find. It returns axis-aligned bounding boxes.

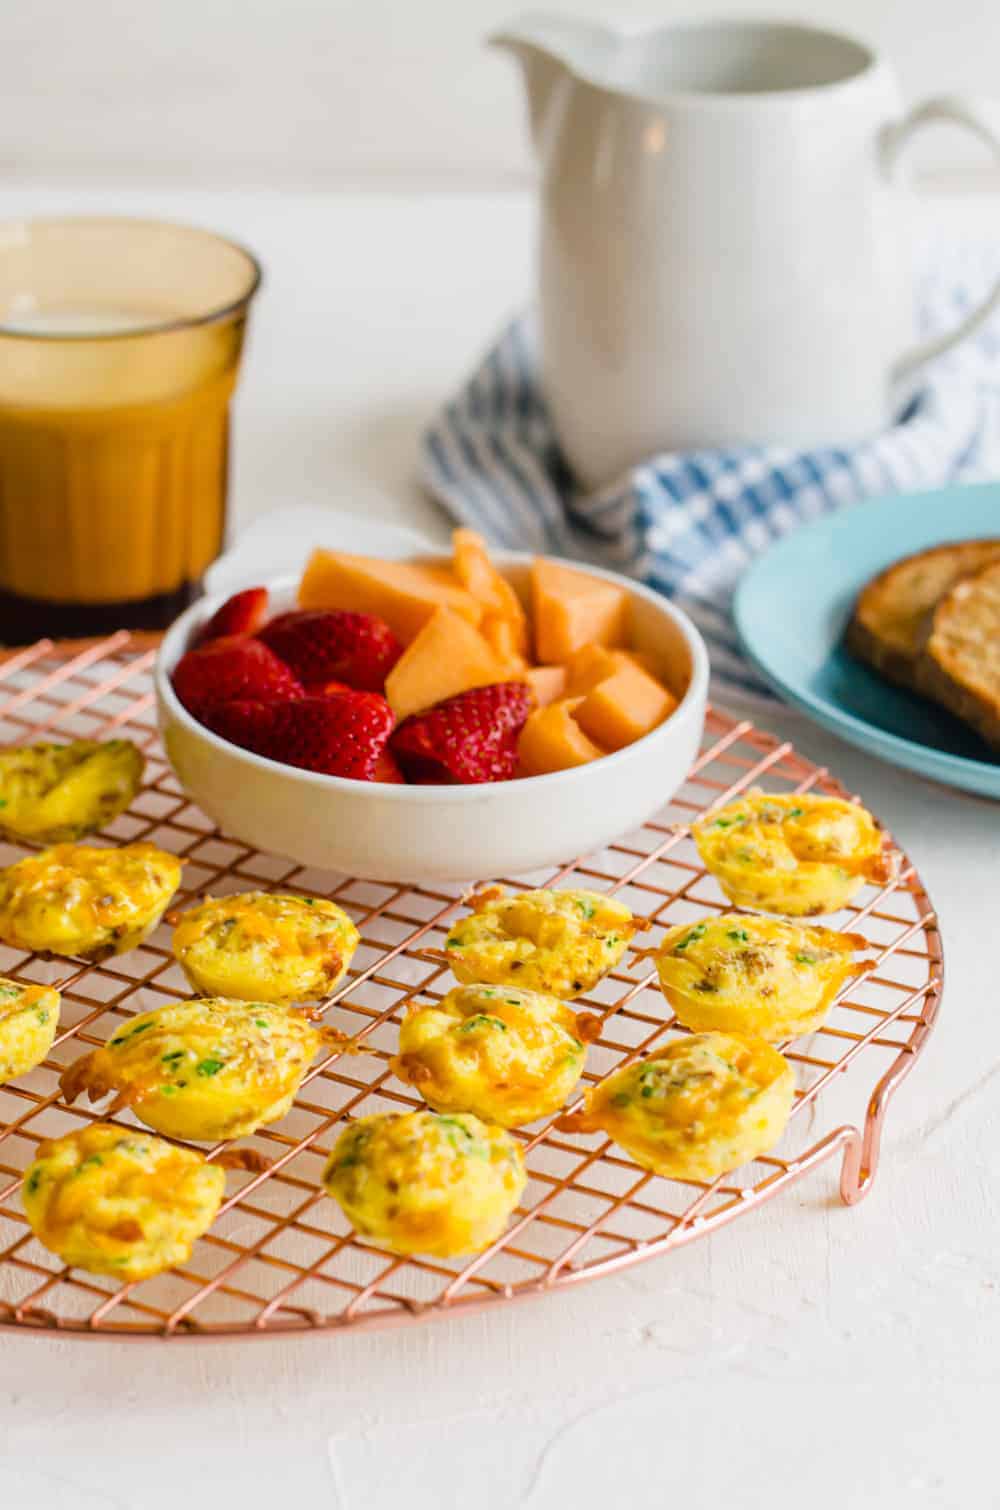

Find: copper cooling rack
[0,632,943,1340]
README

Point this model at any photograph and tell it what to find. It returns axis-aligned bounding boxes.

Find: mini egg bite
[0,842,182,960]
[693,790,891,916]
[0,739,144,844]
[324,1109,526,1258]
[60,996,334,1142]
[649,915,870,1041]
[0,976,60,1083]
[444,886,639,1000]
[392,983,598,1128]
[172,891,360,1005]
[563,1031,795,1182]
[22,1123,225,1282]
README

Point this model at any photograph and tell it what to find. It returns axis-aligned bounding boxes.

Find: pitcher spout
[490,12,615,147]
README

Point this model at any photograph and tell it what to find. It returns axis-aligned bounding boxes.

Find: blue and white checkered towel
[422,241,1000,694]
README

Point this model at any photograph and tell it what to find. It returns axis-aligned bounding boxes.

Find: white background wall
[3,0,1000,187]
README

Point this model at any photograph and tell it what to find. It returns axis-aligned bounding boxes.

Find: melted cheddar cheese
[22,1122,225,1281]
[392,983,589,1127]
[693,790,890,916]
[569,1031,795,1182]
[173,891,360,1005]
[0,842,181,959]
[60,996,325,1141]
[652,914,869,1041]
[445,886,637,999]
[0,977,60,1083]
[324,1109,525,1258]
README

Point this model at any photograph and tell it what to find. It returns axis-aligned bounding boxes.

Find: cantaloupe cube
[518,697,607,776]
[565,644,628,694]
[532,559,630,663]
[572,661,678,751]
[623,649,666,681]
[523,664,568,708]
[384,608,505,721]
[453,529,529,656]
[299,548,482,643]
[481,613,527,672]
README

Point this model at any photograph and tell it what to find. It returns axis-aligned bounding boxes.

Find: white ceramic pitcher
[493,16,1000,488]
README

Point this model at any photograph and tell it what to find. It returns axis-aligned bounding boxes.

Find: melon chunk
[523,664,568,708]
[532,559,630,663]
[565,644,629,695]
[453,529,529,656]
[572,661,678,751]
[384,608,505,721]
[481,613,527,672]
[299,548,482,643]
[518,698,607,776]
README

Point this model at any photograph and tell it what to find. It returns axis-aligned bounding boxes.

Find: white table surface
[2,184,999,1510]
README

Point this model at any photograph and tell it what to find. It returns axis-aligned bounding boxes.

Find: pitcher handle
[886,95,1000,383]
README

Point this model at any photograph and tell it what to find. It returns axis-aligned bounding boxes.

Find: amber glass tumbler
[0,217,261,639]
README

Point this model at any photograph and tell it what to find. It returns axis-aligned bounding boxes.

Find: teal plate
[733,481,1000,798]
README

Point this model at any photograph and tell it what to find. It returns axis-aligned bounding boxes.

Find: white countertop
[2,184,999,1510]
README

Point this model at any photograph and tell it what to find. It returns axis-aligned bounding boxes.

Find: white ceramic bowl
[155,555,709,883]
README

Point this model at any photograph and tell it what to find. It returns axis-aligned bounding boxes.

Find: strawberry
[173,637,303,718]
[373,749,405,783]
[198,586,269,644]
[391,682,531,785]
[200,698,278,755]
[259,691,395,780]
[259,610,402,693]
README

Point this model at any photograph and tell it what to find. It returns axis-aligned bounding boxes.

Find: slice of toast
[846,539,1000,690]
[919,559,1000,751]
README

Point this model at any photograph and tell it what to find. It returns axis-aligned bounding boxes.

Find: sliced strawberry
[260,691,395,780]
[200,698,278,755]
[391,682,531,785]
[373,749,405,783]
[173,636,303,718]
[259,610,402,693]
[198,587,269,644]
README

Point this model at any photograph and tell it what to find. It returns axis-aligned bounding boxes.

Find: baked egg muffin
[324,1109,526,1257]
[0,977,61,1083]
[0,739,144,844]
[22,1123,225,1281]
[0,842,182,959]
[649,915,870,1041]
[693,790,890,916]
[392,983,596,1127]
[562,1031,795,1182]
[445,886,639,999]
[172,891,360,1005]
[60,996,329,1141]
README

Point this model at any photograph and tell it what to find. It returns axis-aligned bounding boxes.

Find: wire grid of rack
[0,631,943,1340]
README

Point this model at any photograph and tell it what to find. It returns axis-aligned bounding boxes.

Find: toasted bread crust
[847,539,1000,690]
[919,560,1000,750]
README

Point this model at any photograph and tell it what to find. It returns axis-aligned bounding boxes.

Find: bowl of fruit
[155,531,709,881]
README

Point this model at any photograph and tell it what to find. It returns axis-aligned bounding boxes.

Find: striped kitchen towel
[422,240,1000,694]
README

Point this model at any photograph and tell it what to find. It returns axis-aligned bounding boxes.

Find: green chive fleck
[795,952,819,966]
[727,928,750,943]
[196,1058,225,1077]
[611,1092,630,1108]
[675,924,707,952]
